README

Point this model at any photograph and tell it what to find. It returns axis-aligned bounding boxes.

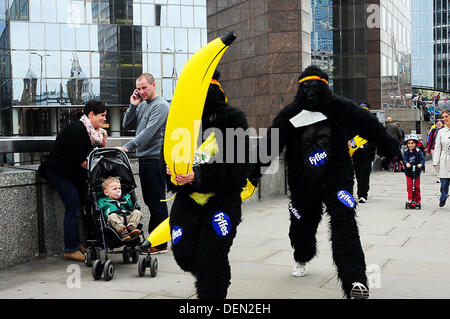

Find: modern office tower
[311,0,412,109]
[0,0,207,136]
[411,0,433,89]
[433,0,449,91]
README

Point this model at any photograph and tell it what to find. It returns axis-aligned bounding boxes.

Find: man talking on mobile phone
[118,73,170,254]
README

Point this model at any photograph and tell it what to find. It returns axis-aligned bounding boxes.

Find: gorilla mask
[296,65,332,110]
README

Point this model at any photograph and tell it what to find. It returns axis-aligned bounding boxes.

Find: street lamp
[30,52,50,105]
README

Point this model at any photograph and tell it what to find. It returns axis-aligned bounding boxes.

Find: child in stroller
[98,176,142,242]
[81,148,157,280]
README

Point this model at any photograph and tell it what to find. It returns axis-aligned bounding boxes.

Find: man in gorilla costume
[166,71,253,299]
[260,65,401,299]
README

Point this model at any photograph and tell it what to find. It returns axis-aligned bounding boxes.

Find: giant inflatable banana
[142,133,258,249]
[164,31,237,186]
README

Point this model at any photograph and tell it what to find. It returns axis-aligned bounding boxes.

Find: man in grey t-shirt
[118,73,170,254]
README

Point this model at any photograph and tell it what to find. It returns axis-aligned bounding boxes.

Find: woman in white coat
[433,110,450,207]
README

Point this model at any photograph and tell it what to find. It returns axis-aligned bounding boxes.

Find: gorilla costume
[167,71,253,299]
[260,65,401,299]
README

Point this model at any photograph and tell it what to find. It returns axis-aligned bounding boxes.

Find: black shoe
[439,199,446,207]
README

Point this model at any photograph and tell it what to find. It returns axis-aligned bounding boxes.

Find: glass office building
[311,0,334,90]
[411,0,433,88]
[311,0,412,108]
[434,0,450,91]
[0,0,207,137]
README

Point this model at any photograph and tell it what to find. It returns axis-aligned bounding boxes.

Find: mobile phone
[134,91,140,99]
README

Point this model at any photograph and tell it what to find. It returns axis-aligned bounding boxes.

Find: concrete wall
[384,108,430,140]
[0,158,287,270]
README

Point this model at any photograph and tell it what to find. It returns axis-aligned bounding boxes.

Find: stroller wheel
[103,260,115,281]
[123,246,131,264]
[405,202,409,209]
[84,249,95,267]
[150,258,158,278]
[92,260,103,280]
[138,256,147,277]
[131,248,139,264]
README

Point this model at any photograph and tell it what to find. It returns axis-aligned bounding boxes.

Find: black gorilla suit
[261,66,400,298]
[167,73,252,299]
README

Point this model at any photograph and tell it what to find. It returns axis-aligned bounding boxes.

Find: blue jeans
[139,158,168,249]
[45,168,82,253]
[440,178,450,202]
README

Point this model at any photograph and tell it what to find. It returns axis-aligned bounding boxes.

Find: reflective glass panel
[188,28,200,53]
[148,53,161,78]
[29,0,41,22]
[45,52,61,78]
[11,50,29,78]
[194,6,206,28]
[29,23,45,50]
[161,27,174,51]
[181,6,193,27]
[45,24,61,51]
[162,53,173,77]
[10,22,29,50]
[42,0,57,23]
[61,24,76,51]
[147,27,161,52]
[76,24,90,51]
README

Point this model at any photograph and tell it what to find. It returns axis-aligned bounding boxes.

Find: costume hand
[175,171,195,185]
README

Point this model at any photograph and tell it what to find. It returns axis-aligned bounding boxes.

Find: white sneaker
[350,282,369,299]
[292,262,307,277]
[358,197,367,203]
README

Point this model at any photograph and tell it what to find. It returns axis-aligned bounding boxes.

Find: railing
[0,136,133,166]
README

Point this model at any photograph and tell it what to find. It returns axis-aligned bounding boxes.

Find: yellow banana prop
[144,133,258,248]
[164,31,237,186]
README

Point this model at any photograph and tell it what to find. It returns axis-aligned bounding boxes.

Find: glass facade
[380,0,412,108]
[332,0,368,103]
[434,0,450,91]
[311,0,412,108]
[0,0,207,136]
[311,0,334,90]
[412,0,433,88]
[311,0,369,103]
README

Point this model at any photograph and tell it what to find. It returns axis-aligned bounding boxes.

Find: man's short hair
[102,176,120,190]
[137,73,155,85]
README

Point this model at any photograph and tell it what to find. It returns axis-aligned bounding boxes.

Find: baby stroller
[81,148,158,281]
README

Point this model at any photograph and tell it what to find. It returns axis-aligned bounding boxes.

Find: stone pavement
[0,161,449,299]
